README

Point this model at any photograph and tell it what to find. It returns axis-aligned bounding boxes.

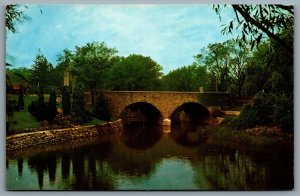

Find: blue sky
[6,4,237,74]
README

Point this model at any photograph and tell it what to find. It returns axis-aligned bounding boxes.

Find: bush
[93,94,111,121]
[28,100,48,121]
[222,115,239,129]
[71,88,92,123]
[272,95,293,133]
[48,90,57,120]
[28,89,57,121]
[237,92,275,129]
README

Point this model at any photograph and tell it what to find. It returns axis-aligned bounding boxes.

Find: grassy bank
[8,94,106,134]
[205,121,292,147]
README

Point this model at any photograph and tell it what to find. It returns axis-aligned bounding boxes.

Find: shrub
[62,86,71,115]
[237,92,275,129]
[28,89,57,121]
[48,90,57,120]
[272,95,293,133]
[28,100,48,121]
[71,88,92,123]
[222,115,239,129]
[93,94,111,121]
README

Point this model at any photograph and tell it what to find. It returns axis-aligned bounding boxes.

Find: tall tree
[72,42,117,106]
[228,40,250,97]
[213,4,294,52]
[57,49,75,87]
[107,54,163,91]
[29,53,53,92]
[196,41,232,92]
[162,63,208,91]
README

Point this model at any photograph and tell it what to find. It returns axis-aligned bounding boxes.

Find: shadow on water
[170,102,210,147]
[120,122,163,150]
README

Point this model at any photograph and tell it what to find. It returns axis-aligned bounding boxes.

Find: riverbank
[206,124,293,147]
[6,119,123,151]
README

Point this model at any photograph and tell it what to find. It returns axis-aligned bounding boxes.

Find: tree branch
[232,5,293,53]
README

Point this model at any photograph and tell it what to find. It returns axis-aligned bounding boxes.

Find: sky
[6,4,237,74]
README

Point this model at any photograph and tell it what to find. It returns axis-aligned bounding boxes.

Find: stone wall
[95,91,201,118]
[6,119,123,151]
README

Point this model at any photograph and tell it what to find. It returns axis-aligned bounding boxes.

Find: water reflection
[6,124,293,190]
[121,123,162,149]
[171,122,208,147]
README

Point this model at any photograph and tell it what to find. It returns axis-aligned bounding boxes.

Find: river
[6,123,293,190]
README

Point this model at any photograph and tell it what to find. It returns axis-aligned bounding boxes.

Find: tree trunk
[238,84,242,98]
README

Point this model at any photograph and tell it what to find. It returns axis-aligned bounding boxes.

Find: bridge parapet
[83,91,230,119]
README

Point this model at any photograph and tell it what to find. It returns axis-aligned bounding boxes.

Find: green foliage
[162,63,208,91]
[199,41,232,92]
[62,86,71,115]
[108,54,162,90]
[199,92,230,107]
[48,90,57,120]
[6,5,30,34]
[6,67,31,83]
[194,39,250,96]
[213,5,293,52]
[28,89,57,121]
[237,92,275,129]
[28,100,48,121]
[72,42,117,105]
[93,94,111,121]
[71,88,92,123]
[273,95,293,133]
[29,53,54,92]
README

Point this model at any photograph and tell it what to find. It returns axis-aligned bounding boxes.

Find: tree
[57,49,75,88]
[162,63,208,91]
[6,5,30,34]
[93,94,111,121]
[243,42,270,96]
[213,4,294,52]
[48,90,58,120]
[228,40,250,97]
[30,53,54,92]
[72,42,117,106]
[196,41,232,92]
[108,54,163,91]
[71,87,92,123]
[62,86,71,115]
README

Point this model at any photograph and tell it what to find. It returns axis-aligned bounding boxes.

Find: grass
[10,111,40,131]
[206,124,291,147]
[8,94,105,133]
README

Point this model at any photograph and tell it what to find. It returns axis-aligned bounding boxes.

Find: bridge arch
[119,102,163,124]
[170,102,211,125]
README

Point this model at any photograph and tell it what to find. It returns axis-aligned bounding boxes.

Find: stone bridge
[86,91,230,123]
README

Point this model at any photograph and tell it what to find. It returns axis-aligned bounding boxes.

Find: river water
[6,124,293,190]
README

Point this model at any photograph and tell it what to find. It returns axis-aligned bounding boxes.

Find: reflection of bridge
[85,91,230,123]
